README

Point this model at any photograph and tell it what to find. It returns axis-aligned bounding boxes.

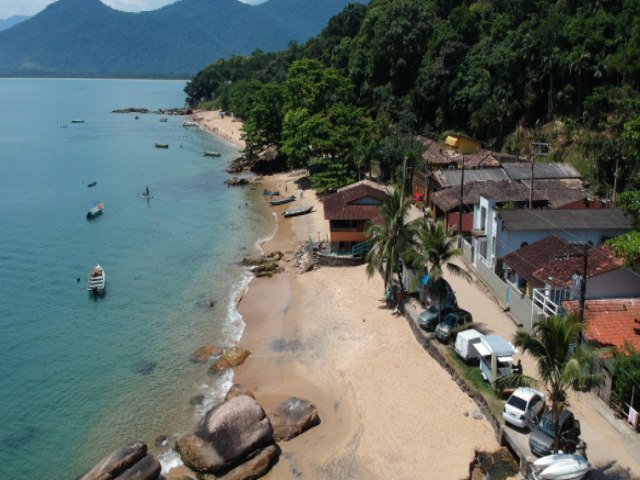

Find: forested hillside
[185,0,640,199]
[0,0,359,78]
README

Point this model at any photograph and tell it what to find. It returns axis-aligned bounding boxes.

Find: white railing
[531,288,564,320]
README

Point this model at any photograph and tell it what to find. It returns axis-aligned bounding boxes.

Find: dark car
[529,410,581,457]
[435,309,473,342]
[417,303,457,331]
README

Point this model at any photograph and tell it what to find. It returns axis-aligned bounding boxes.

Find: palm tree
[406,219,471,304]
[497,315,602,454]
[365,188,419,290]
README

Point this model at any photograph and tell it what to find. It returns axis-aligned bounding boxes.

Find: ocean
[0,79,268,479]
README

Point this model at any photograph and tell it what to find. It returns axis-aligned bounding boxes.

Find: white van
[476,335,516,384]
[454,329,484,362]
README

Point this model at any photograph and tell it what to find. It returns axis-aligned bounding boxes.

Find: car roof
[511,387,544,402]
[445,309,470,318]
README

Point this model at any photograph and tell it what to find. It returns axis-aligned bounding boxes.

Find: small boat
[269,195,296,206]
[87,181,97,188]
[71,118,85,123]
[203,150,221,157]
[183,120,197,127]
[134,116,139,120]
[155,143,169,149]
[262,189,280,196]
[86,202,104,220]
[159,116,168,122]
[527,454,591,480]
[87,264,106,294]
[141,186,152,199]
[283,205,313,217]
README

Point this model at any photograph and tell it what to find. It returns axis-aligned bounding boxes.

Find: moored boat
[283,205,313,217]
[269,195,296,206]
[203,150,221,157]
[155,142,169,149]
[87,181,97,188]
[262,189,280,196]
[86,202,104,220]
[87,264,106,294]
[183,120,197,127]
[159,116,168,122]
[71,118,84,123]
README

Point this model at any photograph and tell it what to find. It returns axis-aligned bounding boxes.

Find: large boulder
[269,397,320,441]
[190,345,223,363]
[214,445,279,480]
[80,441,160,480]
[225,384,256,401]
[175,396,274,474]
[208,347,251,375]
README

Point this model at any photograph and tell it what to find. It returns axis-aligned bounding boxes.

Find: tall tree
[497,315,602,454]
[365,188,419,290]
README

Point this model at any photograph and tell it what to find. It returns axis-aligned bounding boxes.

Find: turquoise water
[0,79,266,479]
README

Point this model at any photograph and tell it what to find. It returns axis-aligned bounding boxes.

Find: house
[322,180,388,253]
[444,133,482,154]
[471,196,632,270]
[431,180,587,234]
[564,298,640,351]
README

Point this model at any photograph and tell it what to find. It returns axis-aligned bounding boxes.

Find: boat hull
[269,195,296,206]
[283,206,313,217]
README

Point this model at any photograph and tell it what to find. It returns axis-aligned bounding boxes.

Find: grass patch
[445,346,506,419]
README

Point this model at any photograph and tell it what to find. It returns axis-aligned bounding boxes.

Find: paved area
[404,261,640,479]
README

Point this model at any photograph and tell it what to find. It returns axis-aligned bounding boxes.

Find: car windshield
[537,415,555,436]
[507,395,527,411]
[443,315,457,327]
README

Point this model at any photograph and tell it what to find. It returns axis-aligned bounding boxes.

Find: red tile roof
[564,298,640,351]
[533,244,624,288]
[502,236,573,288]
[323,183,387,223]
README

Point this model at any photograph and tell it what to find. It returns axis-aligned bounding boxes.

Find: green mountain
[0,0,357,78]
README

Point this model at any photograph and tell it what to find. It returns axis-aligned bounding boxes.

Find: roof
[431,168,509,188]
[498,208,632,231]
[337,179,390,193]
[479,335,515,356]
[457,150,501,169]
[502,162,582,181]
[533,244,624,288]
[503,236,574,288]
[564,298,640,351]
[323,183,387,222]
[416,136,456,166]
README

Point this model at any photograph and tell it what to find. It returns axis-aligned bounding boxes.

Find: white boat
[527,454,591,480]
[203,150,221,157]
[71,118,85,123]
[87,265,106,294]
[282,205,313,217]
[182,120,197,127]
[86,202,104,220]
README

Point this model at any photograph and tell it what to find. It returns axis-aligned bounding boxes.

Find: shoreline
[191,109,246,149]
[167,117,503,479]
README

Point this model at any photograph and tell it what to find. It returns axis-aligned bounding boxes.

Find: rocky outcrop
[190,345,223,363]
[213,445,279,480]
[225,176,249,186]
[269,397,320,441]
[80,441,161,480]
[241,251,283,266]
[242,252,284,277]
[252,262,284,278]
[226,156,252,174]
[208,346,251,375]
[112,108,150,114]
[225,384,256,401]
[175,396,276,475]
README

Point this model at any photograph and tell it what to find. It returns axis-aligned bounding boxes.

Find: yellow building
[445,134,481,155]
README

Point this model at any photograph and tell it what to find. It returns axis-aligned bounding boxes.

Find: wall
[587,269,640,299]
[317,253,364,267]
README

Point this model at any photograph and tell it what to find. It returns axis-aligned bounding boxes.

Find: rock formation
[190,345,223,363]
[208,346,251,375]
[175,396,277,476]
[269,397,320,441]
[79,441,161,480]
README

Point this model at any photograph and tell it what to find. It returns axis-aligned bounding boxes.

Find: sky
[0,0,265,19]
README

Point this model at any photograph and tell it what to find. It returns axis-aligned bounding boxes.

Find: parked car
[529,410,581,457]
[417,303,457,331]
[435,309,473,342]
[502,387,546,429]
[454,329,484,362]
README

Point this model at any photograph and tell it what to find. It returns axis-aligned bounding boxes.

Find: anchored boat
[282,205,313,217]
[86,202,104,220]
[269,195,296,206]
[87,265,106,295]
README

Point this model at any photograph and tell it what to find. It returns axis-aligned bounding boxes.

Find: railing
[325,242,369,257]
[531,288,564,319]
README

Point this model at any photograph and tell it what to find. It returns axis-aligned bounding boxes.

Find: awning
[498,356,513,363]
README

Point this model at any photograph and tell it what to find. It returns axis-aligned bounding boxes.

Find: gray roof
[502,162,581,181]
[431,168,509,188]
[498,208,632,231]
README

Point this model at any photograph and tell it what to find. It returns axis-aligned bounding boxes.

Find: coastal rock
[175,396,274,474]
[241,251,283,266]
[253,261,283,278]
[155,435,169,447]
[190,345,223,363]
[269,397,320,441]
[79,441,155,480]
[190,394,206,406]
[208,347,251,375]
[225,177,248,186]
[214,444,279,480]
[112,107,150,114]
[116,454,161,480]
[225,384,256,401]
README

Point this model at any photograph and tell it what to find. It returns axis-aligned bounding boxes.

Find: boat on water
[527,454,591,480]
[141,186,152,199]
[183,120,197,127]
[283,205,313,217]
[87,264,106,294]
[203,150,222,157]
[87,181,97,188]
[155,142,169,149]
[262,189,280,196]
[159,116,168,122]
[269,195,296,206]
[71,118,84,123]
[86,202,104,220]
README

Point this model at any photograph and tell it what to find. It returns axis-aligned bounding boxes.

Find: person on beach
[512,359,523,375]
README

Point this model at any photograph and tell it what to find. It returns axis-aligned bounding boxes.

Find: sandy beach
[190,113,502,479]
[191,109,246,149]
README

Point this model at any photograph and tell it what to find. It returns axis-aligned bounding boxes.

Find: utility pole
[557,243,590,343]
[458,155,465,238]
[529,142,550,209]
